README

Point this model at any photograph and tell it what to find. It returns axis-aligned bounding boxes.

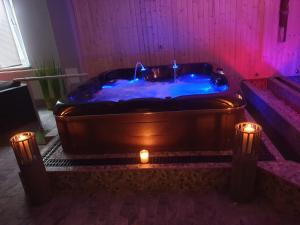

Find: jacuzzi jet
[134,61,147,80]
[172,60,179,82]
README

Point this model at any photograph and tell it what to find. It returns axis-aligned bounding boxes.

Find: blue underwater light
[91,73,228,102]
[102,85,113,89]
[128,78,139,83]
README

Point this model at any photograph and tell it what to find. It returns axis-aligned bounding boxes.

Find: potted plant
[35,61,65,110]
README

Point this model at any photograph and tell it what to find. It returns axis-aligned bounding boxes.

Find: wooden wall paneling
[156,0,164,64]
[234,0,242,75]
[273,0,282,74]
[199,0,205,62]
[129,0,139,62]
[205,0,211,63]
[188,0,192,62]
[185,0,191,63]
[261,0,274,76]
[238,0,244,75]
[157,0,165,64]
[155,0,162,64]
[153,0,162,65]
[228,0,237,75]
[163,0,173,65]
[148,0,157,65]
[220,0,228,71]
[255,0,266,76]
[209,0,216,64]
[243,0,252,77]
[231,0,238,74]
[253,0,262,75]
[170,0,176,62]
[222,0,231,71]
[216,0,223,66]
[187,0,193,63]
[102,1,112,71]
[71,0,300,77]
[286,0,300,75]
[231,0,238,73]
[96,0,110,71]
[165,0,175,64]
[125,0,138,66]
[72,1,89,72]
[175,0,183,63]
[138,0,147,63]
[135,0,148,64]
[191,0,198,62]
[119,0,130,67]
[115,0,128,67]
[213,0,219,65]
[247,0,255,76]
[169,0,176,63]
[250,0,258,76]
[201,0,209,62]
[145,0,153,65]
[180,0,187,63]
[173,0,181,62]
[262,0,283,76]
[187,0,193,62]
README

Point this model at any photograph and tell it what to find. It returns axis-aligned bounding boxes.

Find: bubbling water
[90,74,228,102]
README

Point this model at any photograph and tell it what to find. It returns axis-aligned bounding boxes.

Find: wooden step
[241,80,300,162]
[268,77,300,113]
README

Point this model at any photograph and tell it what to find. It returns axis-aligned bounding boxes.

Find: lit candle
[10,132,35,165]
[243,124,255,154]
[140,149,149,164]
[236,122,261,154]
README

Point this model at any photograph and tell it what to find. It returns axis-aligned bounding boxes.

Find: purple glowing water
[90,74,228,102]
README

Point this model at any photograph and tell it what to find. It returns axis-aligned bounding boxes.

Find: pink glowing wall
[70,0,300,79]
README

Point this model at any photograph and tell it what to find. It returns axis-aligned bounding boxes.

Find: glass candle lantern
[235,122,262,155]
[140,149,149,164]
[10,132,37,165]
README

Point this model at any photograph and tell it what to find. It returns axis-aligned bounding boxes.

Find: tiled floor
[0,109,299,225]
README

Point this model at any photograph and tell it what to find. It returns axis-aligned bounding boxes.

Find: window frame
[0,0,30,71]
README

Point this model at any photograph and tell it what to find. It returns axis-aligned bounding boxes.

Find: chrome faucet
[133,61,146,80]
[172,60,178,82]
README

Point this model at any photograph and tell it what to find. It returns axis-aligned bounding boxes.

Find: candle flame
[16,133,29,142]
[140,149,149,164]
[243,124,255,133]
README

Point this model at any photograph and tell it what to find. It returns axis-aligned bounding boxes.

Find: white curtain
[0,0,22,69]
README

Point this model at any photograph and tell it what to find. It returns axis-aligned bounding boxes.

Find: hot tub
[54,63,246,154]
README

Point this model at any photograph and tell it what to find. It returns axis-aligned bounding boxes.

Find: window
[0,0,29,70]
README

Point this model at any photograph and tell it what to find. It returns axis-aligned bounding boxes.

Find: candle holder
[230,122,262,202]
[140,149,149,164]
[10,132,51,205]
[10,132,37,165]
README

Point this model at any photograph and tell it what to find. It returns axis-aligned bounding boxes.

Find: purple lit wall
[68,0,300,78]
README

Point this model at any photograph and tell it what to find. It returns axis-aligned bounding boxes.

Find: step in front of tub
[241,81,300,162]
[47,163,232,193]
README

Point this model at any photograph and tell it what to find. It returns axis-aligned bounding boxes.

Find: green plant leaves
[35,60,65,110]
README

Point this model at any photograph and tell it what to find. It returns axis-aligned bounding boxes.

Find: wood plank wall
[71,0,300,79]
